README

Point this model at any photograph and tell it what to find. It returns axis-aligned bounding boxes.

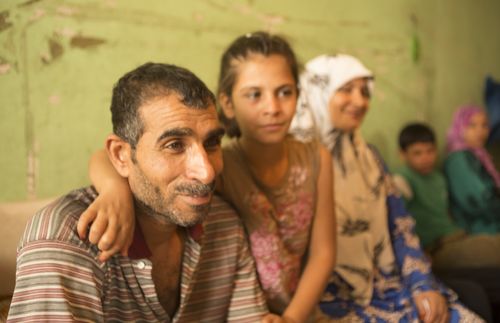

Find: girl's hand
[413,291,449,323]
[77,187,135,262]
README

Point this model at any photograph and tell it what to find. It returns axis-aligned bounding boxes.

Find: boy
[395,123,500,321]
[395,122,500,270]
[395,123,459,256]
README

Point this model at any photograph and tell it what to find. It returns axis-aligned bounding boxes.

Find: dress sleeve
[368,146,438,294]
[386,192,438,294]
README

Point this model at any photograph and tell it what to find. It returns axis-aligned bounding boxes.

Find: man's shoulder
[207,194,241,222]
[20,187,98,249]
[397,166,446,189]
[203,194,244,235]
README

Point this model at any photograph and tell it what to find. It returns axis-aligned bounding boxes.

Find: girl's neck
[238,136,289,188]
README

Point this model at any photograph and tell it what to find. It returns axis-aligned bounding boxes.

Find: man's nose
[185,146,216,184]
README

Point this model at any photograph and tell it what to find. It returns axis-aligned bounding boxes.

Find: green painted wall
[1,0,499,202]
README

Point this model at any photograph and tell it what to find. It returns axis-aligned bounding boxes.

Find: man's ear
[218,93,235,119]
[105,134,134,178]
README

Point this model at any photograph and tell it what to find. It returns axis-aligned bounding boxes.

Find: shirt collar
[128,220,204,259]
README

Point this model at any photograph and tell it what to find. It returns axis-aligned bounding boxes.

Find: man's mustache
[175,181,216,197]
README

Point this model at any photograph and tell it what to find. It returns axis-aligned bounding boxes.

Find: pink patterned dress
[219,136,320,314]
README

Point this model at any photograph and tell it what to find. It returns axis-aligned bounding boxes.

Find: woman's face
[328,77,371,132]
[463,111,489,148]
[222,54,298,145]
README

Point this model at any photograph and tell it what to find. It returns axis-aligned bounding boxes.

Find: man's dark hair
[398,122,436,151]
[111,62,216,148]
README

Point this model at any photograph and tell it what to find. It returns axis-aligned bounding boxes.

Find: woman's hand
[261,313,296,323]
[413,291,449,323]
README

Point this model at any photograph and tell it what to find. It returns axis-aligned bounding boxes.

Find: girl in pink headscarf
[444,105,500,234]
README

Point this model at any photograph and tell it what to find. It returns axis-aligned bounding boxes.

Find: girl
[290,54,482,322]
[79,32,336,322]
[445,106,500,234]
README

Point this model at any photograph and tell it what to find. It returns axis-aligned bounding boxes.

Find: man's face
[401,142,437,175]
[128,95,224,226]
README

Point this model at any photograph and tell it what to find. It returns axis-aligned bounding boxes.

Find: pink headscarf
[446,105,500,187]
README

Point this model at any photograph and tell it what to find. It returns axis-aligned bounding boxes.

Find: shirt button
[137,261,146,269]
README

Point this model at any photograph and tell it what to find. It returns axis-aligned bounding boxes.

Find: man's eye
[164,141,185,152]
[204,136,222,151]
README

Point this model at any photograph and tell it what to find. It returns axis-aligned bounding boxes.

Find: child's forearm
[281,146,336,322]
[89,149,128,193]
[282,250,334,322]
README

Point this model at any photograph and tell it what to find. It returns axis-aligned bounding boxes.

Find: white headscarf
[290,54,374,143]
[291,54,396,306]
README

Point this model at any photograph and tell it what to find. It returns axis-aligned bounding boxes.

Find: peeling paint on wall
[0,63,11,75]
[18,0,44,8]
[40,37,64,64]
[193,12,204,23]
[1,0,499,202]
[55,27,77,38]
[103,0,118,9]
[40,52,50,64]
[49,37,63,60]
[28,8,46,22]
[56,6,78,17]
[0,11,13,33]
[70,35,106,49]
[48,93,60,105]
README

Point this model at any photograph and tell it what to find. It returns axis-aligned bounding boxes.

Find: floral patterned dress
[219,136,320,315]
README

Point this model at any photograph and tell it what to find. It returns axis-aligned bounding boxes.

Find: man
[7,63,268,322]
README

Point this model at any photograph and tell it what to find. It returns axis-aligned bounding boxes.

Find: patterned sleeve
[385,193,438,294]
[368,146,438,294]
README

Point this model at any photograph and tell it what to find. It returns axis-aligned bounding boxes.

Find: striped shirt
[7,187,268,322]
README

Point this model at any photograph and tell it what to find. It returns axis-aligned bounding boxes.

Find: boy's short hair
[399,122,436,151]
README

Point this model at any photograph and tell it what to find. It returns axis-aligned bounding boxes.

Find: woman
[290,54,482,322]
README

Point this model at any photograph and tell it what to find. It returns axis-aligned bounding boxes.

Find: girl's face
[221,54,297,145]
[463,111,489,148]
[328,77,370,132]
